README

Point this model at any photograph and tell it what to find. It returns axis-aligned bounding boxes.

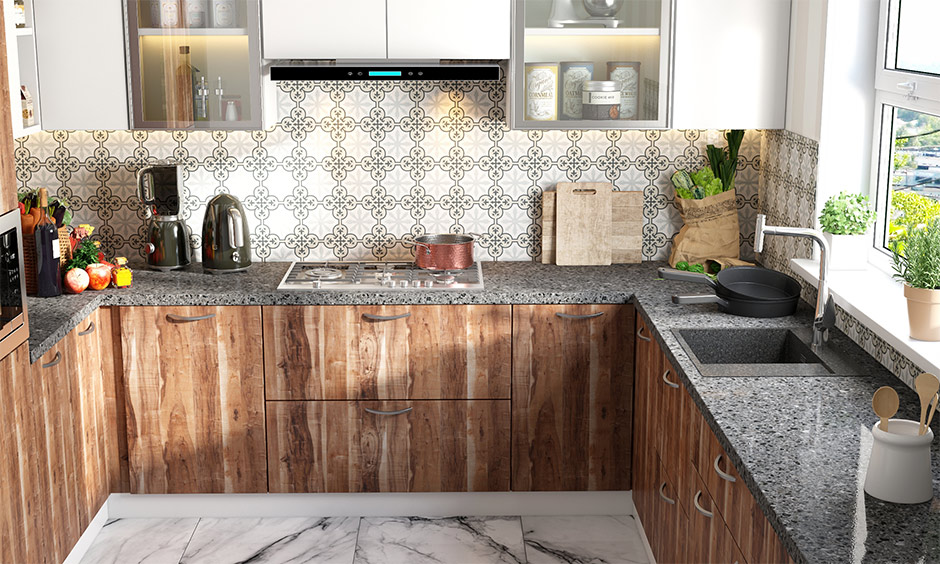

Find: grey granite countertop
[23,260,940,563]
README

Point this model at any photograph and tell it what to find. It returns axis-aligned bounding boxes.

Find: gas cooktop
[276,261,484,291]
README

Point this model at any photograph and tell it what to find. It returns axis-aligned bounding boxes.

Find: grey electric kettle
[201,194,251,273]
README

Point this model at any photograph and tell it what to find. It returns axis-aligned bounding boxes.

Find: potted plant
[891,218,940,341]
[818,192,876,270]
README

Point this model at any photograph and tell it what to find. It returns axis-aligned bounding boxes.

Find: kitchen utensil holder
[864,419,934,504]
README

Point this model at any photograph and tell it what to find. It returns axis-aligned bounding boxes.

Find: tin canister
[607,61,641,120]
[525,63,559,121]
[582,81,621,120]
[559,62,593,120]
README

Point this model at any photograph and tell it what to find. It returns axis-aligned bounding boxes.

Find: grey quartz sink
[673,328,860,377]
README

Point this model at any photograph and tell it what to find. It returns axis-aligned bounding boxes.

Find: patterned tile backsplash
[15,80,760,263]
[758,129,926,388]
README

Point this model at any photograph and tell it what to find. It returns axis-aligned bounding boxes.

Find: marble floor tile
[354,516,526,564]
[521,515,650,564]
[79,518,200,564]
[180,517,360,564]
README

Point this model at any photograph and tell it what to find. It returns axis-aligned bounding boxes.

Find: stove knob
[412,280,421,288]
[424,279,433,288]
[399,280,409,288]
[313,279,321,289]
[382,279,395,288]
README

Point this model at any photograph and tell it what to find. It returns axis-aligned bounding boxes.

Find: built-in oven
[0,208,28,359]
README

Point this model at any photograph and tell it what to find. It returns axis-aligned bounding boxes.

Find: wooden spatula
[872,386,899,432]
[915,373,940,435]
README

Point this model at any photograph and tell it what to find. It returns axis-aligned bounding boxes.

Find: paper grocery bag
[669,189,740,267]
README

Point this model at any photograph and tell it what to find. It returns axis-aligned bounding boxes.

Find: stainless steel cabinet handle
[555,312,605,320]
[694,491,714,518]
[637,325,651,341]
[362,313,411,322]
[714,455,737,483]
[42,351,62,369]
[166,313,216,323]
[658,482,675,505]
[363,407,413,416]
[77,321,96,336]
[662,369,679,389]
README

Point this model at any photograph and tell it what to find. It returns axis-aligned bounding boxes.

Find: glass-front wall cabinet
[125,0,261,129]
[512,0,669,129]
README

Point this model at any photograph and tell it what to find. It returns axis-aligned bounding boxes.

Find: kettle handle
[227,207,245,249]
[136,166,156,208]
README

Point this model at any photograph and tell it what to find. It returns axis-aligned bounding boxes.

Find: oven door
[0,209,28,357]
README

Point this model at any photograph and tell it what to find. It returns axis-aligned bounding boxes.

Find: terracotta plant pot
[904,284,940,341]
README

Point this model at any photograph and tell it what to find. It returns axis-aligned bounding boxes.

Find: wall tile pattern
[15,81,759,264]
[759,129,925,388]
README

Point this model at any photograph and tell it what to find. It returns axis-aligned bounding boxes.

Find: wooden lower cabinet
[267,400,510,492]
[633,313,793,564]
[512,304,634,491]
[120,306,267,494]
[0,309,124,564]
[263,305,511,400]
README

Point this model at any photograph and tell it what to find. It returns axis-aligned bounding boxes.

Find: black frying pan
[672,292,799,318]
[658,267,801,302]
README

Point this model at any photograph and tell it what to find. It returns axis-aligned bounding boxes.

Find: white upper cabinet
[33,0,129,131]
[386,0,510,59]
[671,0,790,129]
[262,0,387,59]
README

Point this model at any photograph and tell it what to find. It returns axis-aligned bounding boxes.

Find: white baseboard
[107,491,635,519]
[63,499,111,564]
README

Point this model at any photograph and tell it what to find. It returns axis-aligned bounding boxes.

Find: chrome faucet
[754,214,835,350]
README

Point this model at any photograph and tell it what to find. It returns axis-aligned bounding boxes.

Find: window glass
[895,0,940,76]
[886,106,940,247]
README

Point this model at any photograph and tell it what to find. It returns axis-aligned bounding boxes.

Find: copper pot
[414,234,475,270]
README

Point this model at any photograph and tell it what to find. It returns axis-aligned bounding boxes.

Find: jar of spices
[581,81,621,120]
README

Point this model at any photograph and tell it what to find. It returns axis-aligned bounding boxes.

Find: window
[872,0,940,255]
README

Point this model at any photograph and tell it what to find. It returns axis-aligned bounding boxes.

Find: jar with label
[607,61,640,120]
[211,0,238,28]
[559,62,593,120]
[581,81,620,120]
[525,63,559,121]
[13,0,26,28]
[183,0,208,28]
[157,0,181,28]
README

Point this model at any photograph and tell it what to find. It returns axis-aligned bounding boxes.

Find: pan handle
[658,267,719,290]
[414,241,431,255]
[672,294,729,308]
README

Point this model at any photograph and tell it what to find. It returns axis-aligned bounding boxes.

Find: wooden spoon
[915,373,940,435]
[924,392,939,435]
[872,386,899,432]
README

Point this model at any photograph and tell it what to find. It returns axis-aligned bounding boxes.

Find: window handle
[897,81,918,101]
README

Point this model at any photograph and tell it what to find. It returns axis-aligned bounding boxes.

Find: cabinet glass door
[125,0,261,129]
[511,0,670,129]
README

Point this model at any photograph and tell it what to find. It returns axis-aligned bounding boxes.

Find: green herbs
[67,238,99,271]
[891,218,940,289]
[819,192,875,235]
[671,130,744,200]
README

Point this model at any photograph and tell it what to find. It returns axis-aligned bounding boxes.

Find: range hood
[269,61,503,82]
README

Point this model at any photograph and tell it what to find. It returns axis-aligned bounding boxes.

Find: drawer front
[266,400,510,493]
[263,305,511,400]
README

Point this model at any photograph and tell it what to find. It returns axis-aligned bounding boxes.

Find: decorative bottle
[34,188,62,297]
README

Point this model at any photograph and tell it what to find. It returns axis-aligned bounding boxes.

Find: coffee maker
[137,164,192,271]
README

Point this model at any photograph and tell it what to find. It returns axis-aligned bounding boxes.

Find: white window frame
[869,0,940,269]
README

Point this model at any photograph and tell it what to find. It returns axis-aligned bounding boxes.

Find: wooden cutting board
[555,182,613,266]
[542,187,643,264]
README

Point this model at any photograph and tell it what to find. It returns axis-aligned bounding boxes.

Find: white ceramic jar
[864,419,934,504]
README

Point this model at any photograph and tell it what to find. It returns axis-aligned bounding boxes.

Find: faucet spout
[754,214,835,350]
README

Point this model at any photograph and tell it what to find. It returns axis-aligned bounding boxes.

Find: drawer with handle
[263,305,511,401]
[266,399,510,493]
